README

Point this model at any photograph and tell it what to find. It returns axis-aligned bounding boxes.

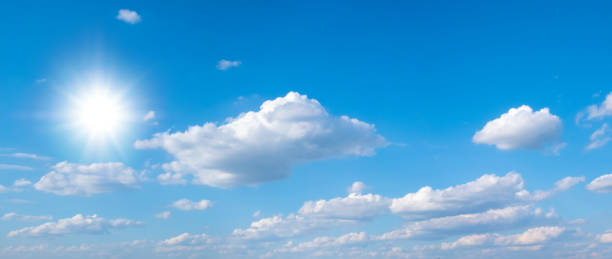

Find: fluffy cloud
[586,92,612,120]
[116,9,141,24]
[441,226,565,249]
[473,105,562,150]
[298,193,390,220]
[234,173,577,242]
[586,173,612,193]
[389,173,581,220]
[34,162,143,196]
[378,205,557,240]
[7,214,142,238]
[232,214,334,240]
[171,199,212,211]
[586,123,611,150]
[274,232,369,254]
[1,212,52,221]
[135,92,387,188]
[216,59,241,70]
[347,181,367,194]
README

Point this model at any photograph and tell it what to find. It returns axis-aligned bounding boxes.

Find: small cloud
[13,179,32,187]
[347,181,368,194]
[252,210,261,217]
[143,110,155,121]
[551,142,567,156]
[586,123,611,150]
[171,199,213,211]
[116,9,141,24]
[155,211,171,219]
[217,59,241,70]
[35,78,47,84]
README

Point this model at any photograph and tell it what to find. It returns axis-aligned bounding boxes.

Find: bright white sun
[72,89,127,138]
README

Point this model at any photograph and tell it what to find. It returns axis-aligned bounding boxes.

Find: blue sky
[1,1,612,258]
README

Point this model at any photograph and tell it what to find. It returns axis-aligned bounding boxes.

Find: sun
[71,88,128,139]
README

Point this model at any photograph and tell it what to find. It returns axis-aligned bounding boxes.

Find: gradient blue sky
[1,1,612,258]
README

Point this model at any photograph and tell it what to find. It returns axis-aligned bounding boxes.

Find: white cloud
[10,152,51,160]
[7,214,142,237]
[298,193,390,220]
[1,212,52,221]
[441,226,565,250]
[171,199,212,211]
[390,172,579,219]
[13,178,32,187]
[0,184,12,193]
[473,105,562,150]
[156,232,216,253]
[143,110,155,121]
[116,9,141,24]
[0,164,33,171]
[586,123,611,150]
[378,205,557,240]
[34,161,143,196]
[599,232,612,243]
[216,59,241,70]
[347,181,367,194]
[35,78,47,84]
[586,173,612,193]
[232,214,337,240]
[273,232,369,254]
[495,226,565,246]
[155,211,171,219]
[252,210,261,217]
[135,92,387,188]
[586,91,612,120]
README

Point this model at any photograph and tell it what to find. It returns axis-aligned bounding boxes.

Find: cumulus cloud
[389,173,580,220]
[347,181,367,194]
[298,193,390,220]
[171,199,212,211]
[233,172,577,242]
[216,59,241,70]
[135,92,387,188]
[155,211,171,219]
[33,161,143,196]
[273,232,369,254]
[7,214,142,237]
[473,105,562,150]
[1,212,52,221]
[586,123,611,150]
[441,226,565,250]
[379,205,558,240]
[156,232,216,253]
[585,92,612,120]
[232,214,340,240]
[116,9,141,24]
[586,173,612,193]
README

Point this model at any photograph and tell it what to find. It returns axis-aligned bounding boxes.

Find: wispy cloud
[216,59,241,70]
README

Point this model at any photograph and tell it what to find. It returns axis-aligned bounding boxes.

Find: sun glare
[72,88,128,139]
